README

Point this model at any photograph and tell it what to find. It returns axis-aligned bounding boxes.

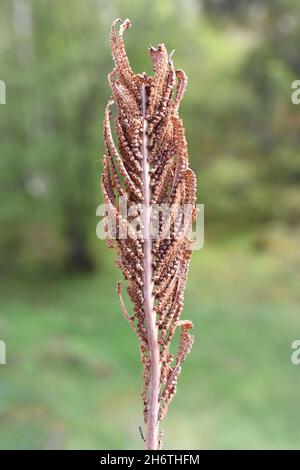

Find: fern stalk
[141,83,161,449]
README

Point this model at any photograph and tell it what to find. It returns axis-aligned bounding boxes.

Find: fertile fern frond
[102,18,196,450]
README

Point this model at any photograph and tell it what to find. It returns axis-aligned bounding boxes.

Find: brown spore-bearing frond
[159,320,194,421]
[102,19,197,450]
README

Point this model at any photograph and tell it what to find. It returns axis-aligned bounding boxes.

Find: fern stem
[141,83,161,450]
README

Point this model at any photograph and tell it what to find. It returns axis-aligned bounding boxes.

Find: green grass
[0,245,300,449]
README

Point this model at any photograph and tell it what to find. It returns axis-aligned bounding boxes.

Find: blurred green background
[1,0,300,450]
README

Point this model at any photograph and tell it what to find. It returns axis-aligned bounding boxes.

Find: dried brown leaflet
[102,19,196,450]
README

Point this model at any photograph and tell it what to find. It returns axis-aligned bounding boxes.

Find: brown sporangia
[102,18,196,450]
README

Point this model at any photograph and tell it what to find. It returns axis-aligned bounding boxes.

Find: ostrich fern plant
[102,19,196,450]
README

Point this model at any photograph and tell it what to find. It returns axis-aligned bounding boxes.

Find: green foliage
[1,246,300,449]
[1,0,299,275]
[1,0,300,450]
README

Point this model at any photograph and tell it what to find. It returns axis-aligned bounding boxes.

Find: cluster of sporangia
[102,19,196,442]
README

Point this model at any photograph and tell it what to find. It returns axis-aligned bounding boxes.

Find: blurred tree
[0,0,299,277]
[0,0,110,274]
